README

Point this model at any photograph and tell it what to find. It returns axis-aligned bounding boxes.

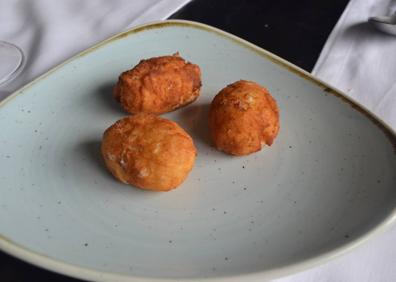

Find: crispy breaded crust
[209,80,279,156]
[113,53,201,114]
[101,113,197,191]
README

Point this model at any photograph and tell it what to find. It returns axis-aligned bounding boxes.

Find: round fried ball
[101,113,197,191]
[113,53,201,114]
[208,80,280,156]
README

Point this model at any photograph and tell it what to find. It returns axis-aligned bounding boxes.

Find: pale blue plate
[0,20,395,281]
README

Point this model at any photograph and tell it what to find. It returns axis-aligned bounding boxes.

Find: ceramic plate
[0,20,395,281]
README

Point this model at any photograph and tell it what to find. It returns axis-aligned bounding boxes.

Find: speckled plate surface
[0,20,395,282]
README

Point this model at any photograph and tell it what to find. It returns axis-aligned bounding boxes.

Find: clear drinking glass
[0,40,25,86]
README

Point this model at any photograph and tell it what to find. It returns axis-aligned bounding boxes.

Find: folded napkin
[0,0,190,99]
[276,0,396,281]
[313,0,396,130]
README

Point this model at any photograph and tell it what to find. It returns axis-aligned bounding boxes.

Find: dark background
[171,0,349,71]
[1,0,348,281]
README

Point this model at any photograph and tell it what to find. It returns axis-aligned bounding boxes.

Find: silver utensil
[369,12,396,36]
[0,41,25,86]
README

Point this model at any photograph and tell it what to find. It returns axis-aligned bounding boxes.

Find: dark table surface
[0,0,348,281]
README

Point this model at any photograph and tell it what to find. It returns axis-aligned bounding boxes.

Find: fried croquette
[208,80,279,156]
[101,113,197,191]
[113,53,201,114]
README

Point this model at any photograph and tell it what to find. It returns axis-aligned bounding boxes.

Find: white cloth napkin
[0,0,190,99]
[276,0,396,281]
[313,0,396,131]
